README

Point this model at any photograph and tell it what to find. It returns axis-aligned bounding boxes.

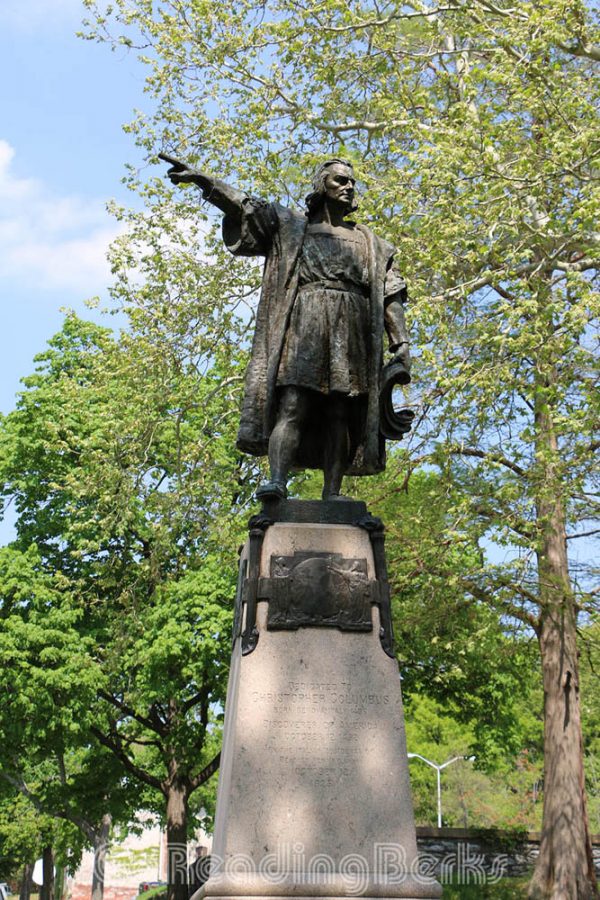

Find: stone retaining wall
[416,827,600,882]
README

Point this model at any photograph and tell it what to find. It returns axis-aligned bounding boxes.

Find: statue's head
[305,158,358,216]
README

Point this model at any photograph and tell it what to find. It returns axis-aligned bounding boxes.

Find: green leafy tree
[0,542,137,900]
[0,315,254,900]
[0,785,82,900]
[404,693,544,830]
[80,0,599,894]
[0,790,45,888]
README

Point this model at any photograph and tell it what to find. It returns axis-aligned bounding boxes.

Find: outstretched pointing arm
[159,153,245,219]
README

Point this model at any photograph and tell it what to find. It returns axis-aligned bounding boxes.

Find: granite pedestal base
[202,501,441,900]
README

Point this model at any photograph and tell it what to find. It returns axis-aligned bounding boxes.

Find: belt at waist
[297,280,368,297]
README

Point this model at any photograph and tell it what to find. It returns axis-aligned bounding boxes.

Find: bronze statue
[160,154,412,501]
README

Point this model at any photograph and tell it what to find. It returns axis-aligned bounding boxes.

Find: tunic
[220,196,409,475]
[277,223,371,396]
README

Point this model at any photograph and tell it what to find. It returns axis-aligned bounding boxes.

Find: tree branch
[90,726,163,793]
[314,6,459,33]
[0,771,97,843]
[407,556,540,628]
[181,690,206,715]
[555,257,600,273]
[471,502,534,540]
[473,0,526,18]
[459,576,539,629]
[433,254,599,301]
[448,445,527,478]
[98,690,166,737]
[190,751,221,790]
[566,529,600,541]
[556,39,600,62]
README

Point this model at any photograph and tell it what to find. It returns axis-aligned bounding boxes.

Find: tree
[0,786,81,900]
[0,542,137,900]
[0,790,46,888]
[80,2,599,895]
[0,314,255,900]
[403,692,545,830]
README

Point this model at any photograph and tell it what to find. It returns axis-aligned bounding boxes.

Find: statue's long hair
[305,158,359,216]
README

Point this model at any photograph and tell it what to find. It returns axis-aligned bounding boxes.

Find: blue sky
[0,0,150,542]
[0,0,146,415]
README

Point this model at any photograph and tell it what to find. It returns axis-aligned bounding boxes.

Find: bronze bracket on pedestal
[240,513,272,655]
[231,553,247,649]
[235,503,395,659]
[357,513,396,659]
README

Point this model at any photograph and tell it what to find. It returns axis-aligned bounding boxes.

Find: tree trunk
[54,867,64,900]
[91,813,112,900]
[19,863,33,900]
[39,847,54,900]
[165,770,190,900]
[528,391,598,899]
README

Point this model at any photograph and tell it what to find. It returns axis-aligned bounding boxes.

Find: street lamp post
[407,753,474,828]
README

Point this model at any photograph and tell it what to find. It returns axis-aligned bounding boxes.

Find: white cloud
[0,138,123,295]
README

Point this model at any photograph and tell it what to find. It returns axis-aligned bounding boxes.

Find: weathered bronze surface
[240,514,272,655]
[261,551,374,632]
[161,153,413,501]
[233,502,395,656]
[259,497,367,525]
[231,556,247,649]
[357,513,395,658]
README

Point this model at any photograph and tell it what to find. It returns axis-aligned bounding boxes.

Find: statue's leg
[258,387,311,499]
[322,393,350,500]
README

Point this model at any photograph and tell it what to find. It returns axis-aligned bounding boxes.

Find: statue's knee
[278,388,307,425]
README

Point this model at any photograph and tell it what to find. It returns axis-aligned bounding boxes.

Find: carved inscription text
[249,679,393,788]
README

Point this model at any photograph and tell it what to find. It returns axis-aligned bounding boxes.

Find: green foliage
[0,789,82,881]
[0,539,138,872]
[580,622,600,832]
[404,694,543,829]
[0,791,47,881]
[442,877,529,898]
[0,312,255,856]
[0,544,99,753]
[137,888,167,900]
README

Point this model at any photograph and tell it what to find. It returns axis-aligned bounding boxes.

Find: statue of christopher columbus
[162,155,412,501]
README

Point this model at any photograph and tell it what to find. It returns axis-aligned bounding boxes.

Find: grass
[442,877,529,898]
[137,888,167,900]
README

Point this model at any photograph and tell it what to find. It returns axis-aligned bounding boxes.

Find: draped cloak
[223,197,408,476]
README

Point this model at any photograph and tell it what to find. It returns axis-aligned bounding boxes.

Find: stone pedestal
[203,501,441,900]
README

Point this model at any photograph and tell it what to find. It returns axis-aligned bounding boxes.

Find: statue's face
[323,163,356,212]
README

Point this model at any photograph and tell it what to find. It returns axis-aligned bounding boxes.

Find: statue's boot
[256,480,288,501]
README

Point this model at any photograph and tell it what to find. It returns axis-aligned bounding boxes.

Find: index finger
[158,152,186,169]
